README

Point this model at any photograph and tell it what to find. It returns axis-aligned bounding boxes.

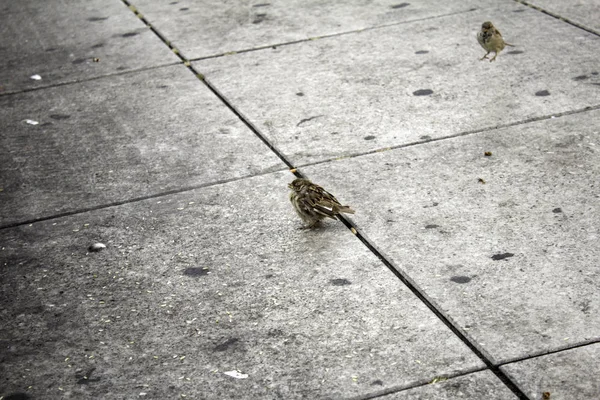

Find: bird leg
[480,52,490,61]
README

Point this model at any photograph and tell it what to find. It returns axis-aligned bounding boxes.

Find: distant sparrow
[288,178,355,228]
[477,21,514,62]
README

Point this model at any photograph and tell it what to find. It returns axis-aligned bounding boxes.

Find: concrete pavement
[1,0,599,399]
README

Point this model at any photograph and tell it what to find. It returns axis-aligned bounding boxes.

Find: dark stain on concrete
[297,115,323,126]
[535,90,550,96]
[183,267,209,277]
[413,89,433,96]
[331,278,352,286]
[76,367,99,384]
[4,394,31,400]
[450,276,472,284]
[253,13,267,24]
[491,252,514,261]
[50,114,71,120]
[214,338,239,351]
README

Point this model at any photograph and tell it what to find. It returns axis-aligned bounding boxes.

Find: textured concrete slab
[526,0,600,33]
[0,65,284,227]
[194,4,600,166]
[380,370,517,399]
[296,109,600,365]
[131,0,490,60]
[0,171,484,399]
[501,343,600,399]
[0,0,179,95]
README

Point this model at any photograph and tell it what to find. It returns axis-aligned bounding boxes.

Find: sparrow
[288,178,355,228]
[477,21,514,62]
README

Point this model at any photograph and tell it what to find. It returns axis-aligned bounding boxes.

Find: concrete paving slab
[380,370,517,399]
[0,0,179,95]
[0,171,484,399]
[194,4,600,166]
[131,0,491,60]
[0,65,284,227]
[501,343,600,399]
[296,109,600,365]
[526,0,600,34]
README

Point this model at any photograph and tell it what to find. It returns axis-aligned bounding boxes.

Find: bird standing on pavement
[477,21,514,62]
[288,178,355,228]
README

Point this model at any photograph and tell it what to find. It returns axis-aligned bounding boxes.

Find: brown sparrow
[477,21,514,62]
[288,178,355,228]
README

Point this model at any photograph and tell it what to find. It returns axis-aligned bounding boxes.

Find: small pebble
[88,243,106,252]
[30,74,42,80]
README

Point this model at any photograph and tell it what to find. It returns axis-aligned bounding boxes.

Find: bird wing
[309,187,355,216]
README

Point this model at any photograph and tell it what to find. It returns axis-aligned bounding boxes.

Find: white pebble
[30,74,42,80]
[88,243,106,252]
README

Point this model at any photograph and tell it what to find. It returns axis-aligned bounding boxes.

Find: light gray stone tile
[501,343,600,400]
[297,109,600,364]
[194,5,600,166]
[380,370,517,399]
[526,0,600,33]
[0,171,483,399]
[0,65,284,227]
[0,0,179,94]
[132,0,491,59]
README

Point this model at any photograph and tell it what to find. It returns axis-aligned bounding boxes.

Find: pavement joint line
[292,104,600,170]
[345,366,488,400]
[184,7,479,63]
[337,216,530,400]
[496,337,600,368]
[121,0,301,175]
[514,0,600,37]
[0,168,287,230]
[115,2,581,398]
[0,62,181,98]
[121,0,187,62]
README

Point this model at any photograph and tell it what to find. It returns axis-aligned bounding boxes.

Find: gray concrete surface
[380,370,517,399]
[0,0,179,95]
[0,172,484,399]
[0,65,284,227]
[526,0,600,33]
[194,3,600,166]
[298,109,600,366]
[132,0,495,59]
[1,0,600,399]
[501,343,600,399]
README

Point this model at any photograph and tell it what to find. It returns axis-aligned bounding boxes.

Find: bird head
[288,178,310,190]
[481,21,494,30]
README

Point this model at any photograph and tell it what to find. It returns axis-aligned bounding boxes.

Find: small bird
[477,21,514,62]
[288,178,355,228]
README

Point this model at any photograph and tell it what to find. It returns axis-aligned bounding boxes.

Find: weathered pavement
[1,0,599,399]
